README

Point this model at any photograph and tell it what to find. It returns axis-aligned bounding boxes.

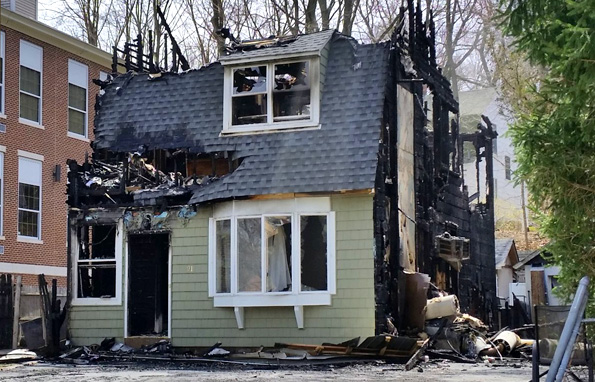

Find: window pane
[273,61,310,122]
[18,183,40,210]
[20,93,40,122]
[20,66,40,96]
[69,108,85,135]
[233,66,266,95]
[69,83,86,111]
[18,210,38,237]
[232,95,267,125]
[238,218,262,292]
[266,216,292,292]
[77,264,116,298]
[301,215,328,291]
[216,220,231,293]
[79,225,116,260]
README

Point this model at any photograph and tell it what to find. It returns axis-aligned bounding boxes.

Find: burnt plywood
[397,86,416,271]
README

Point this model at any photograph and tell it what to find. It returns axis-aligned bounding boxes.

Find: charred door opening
[127,233,169,337]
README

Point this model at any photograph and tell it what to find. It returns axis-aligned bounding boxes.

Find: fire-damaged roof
[219,29,335,64]
[92,32,389,205]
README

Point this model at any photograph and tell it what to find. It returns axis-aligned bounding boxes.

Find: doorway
[127,233,170,337]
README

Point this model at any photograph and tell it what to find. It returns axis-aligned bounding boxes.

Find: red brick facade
[0,24,110,286]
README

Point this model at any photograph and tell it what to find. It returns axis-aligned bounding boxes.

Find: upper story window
[68,59,88,137]
[18,152,43,241]
[223,58,320,133]
[0,31,5,115]
[19,40,43,125]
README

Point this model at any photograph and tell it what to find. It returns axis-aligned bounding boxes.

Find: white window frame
[17,152,43,242]
[208,197,336,328]
[0,31,5,117]
[72,220,124,306]
[67,59,89,138]
[222,57,320,134]
[19,40,43,127]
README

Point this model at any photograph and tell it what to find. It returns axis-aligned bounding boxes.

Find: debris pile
[403,273,534,370]
[67,154,220,208]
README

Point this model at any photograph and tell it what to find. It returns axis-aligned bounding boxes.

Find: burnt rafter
[393,0,458,112]
[67,149,232,209]
[111,6,189,75]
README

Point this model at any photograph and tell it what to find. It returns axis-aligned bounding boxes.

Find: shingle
[93,32,389,204]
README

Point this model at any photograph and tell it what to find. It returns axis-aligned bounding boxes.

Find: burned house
[66,5,496,347]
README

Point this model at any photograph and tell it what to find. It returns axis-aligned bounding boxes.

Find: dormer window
[223,58,320,133]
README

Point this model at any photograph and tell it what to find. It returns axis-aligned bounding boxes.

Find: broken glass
[273,61,310,122]
[237,218,262,292]
[265,216,292,292]
[300,215,327,291]
[232,66,267,125]
[77,225,117,298]
[216,219,231,293]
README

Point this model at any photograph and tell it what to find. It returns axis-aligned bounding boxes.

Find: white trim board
[0,262,66,277]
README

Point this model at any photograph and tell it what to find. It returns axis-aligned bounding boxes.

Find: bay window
[209,198,336,320]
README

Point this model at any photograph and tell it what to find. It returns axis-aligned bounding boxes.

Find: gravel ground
[0,359,539,381]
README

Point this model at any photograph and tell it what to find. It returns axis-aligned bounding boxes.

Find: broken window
[215,220,231,293]
[210,199,334,302]
[227,59,317,131]
[232,66,267,125]
[300,215,327,291]
[77,225,117,298]
[273,62,310,122]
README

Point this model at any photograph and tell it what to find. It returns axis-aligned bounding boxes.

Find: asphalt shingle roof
[93,32,389,204]
[495,238,516,268]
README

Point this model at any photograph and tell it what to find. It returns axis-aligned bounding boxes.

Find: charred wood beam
[156,6,190,71]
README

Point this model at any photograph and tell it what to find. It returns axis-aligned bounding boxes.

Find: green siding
[69,194,375,347]
[69,305,124,344]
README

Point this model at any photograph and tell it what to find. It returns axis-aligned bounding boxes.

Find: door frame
[123,232,172,339]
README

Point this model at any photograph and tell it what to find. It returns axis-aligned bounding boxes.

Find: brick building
[0,2,111,290]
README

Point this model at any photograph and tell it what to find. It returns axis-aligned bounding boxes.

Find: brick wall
[0,25,110,286]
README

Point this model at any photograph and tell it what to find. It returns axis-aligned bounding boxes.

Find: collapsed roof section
[85,32,389,207]
[218,29,335,65]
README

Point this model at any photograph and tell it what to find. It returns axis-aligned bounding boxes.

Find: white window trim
[72,220,124,306]
[19,40,43,126]
[17,150,44,162]
[208,197,336,328]
[17,154,42,241]
[0,31,5,116]
[222,57,321,135]
[68,59,88,138]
